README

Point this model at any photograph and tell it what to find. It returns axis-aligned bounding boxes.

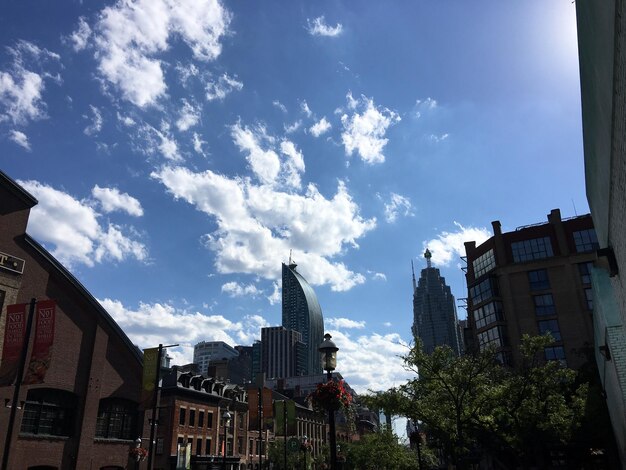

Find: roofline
[24,234,143,365]
[0,170,38,208]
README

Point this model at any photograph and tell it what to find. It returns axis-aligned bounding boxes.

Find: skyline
[0,0,587,396]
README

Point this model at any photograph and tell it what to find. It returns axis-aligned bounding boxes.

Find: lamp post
[301,435,308,470]
[319,333,338,470]
[135,437,142,470]
[221,410,232,470]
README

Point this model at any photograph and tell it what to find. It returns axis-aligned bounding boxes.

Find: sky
[0,0,587,401]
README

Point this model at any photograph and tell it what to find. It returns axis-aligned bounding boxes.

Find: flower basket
[129,446,148,462]
[308,379,352,412]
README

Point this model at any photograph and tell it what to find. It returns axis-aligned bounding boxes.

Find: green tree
[342,428,425,470]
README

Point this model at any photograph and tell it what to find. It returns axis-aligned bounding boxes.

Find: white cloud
[307,16,343,37]
[300,100,312,118]
[176,62,200,85]
[70,17,92,52]
[152,163,376,291]
[272,100,287,113]
[284,120,302,134]
[414,97,437,118]
[231,122,281,186]
[9,130,31,150]
[116,112,136,127]
[221,281,262,298]
[383,322,392,327]
[267,281,281,305]
[369,271,387,281]
[310,117,331,137]
[279,140,305,188]
[422,222,491,267]
[206,73,243,101]
[193,132,207,156]
[176,99,201,131]
[99,298,268,362]
[18,180,147,267]
[91,185,144,216]
[0,41,60,125]
[340,92,400,164]
[89,0,231,107]
[383,192,413,223]
[326,317,366,329]
[83,105,103,135]
[137,122,181,161]
[428,133,449,143]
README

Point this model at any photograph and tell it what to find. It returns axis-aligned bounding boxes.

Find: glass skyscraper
[281,262,324,375]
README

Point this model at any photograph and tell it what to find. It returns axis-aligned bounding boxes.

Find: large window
[573,229,599,253]
[511,237,553,262]
[470,278,498,305]
[477,326,506,351]
[585,288,593,310]
[189,409,195,427]
[179,408,186,426]
[95,398,137,440]
[534,294,556,316]
[545,346,567,366]
[472,249,496,278]
[538,319,561,341]
[198,410,205,428]
[20,388,76,437]
[472,301,504,330]
[528,269,550,291]
[578,262,593,285]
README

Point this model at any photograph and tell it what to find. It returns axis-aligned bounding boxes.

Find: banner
[0,303,27,386]
[263,387,274,429]
[23,300,56,384]
[275,400,297,436]
[248,388,259,430]
[142,347,159,408]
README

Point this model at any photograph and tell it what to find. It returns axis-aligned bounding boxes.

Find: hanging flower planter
[129,446,149,462]
[308,379,352,411]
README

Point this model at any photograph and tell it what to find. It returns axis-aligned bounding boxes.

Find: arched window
[95,398,138,440]
[20,388,76,437]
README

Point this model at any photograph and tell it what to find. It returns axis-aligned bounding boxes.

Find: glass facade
[472,249,496,278]
[472,301,504,330]
[477,326,506,351]
[511,237,554,262]
[470,277,498,305]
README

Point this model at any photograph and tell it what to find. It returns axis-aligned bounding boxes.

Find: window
[528,269,550,291]
[198,410,205,428]
[238,413,244,429]
[196,438,202,455]
[585,288,593,310]
[238,437,245,455]
[534,294,556,316]
[579,262,593,285]
[179,408,186,426]
[472,301,504,330]
[538,319,561,341]
[573,229,599,253]
[156,437,164,455]
[472,249,496,278]
[207,412,213,428]
[477,326,505,351]
[189,409,195,427]
[249,439,254,455]
[95,398,137,440]
[20,388,76,437]
[206,438,212,455]
[511,237,553,262]
[470,278,498,305]
[545,346,566,365]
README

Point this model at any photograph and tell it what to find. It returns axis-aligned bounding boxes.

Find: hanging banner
[248,388,259,430]
[142,347,159,408]
[263,387,274,429]
[275,400,297,436]
[0,303,27,386]
[286,399,296,435]
[23,300,56,384]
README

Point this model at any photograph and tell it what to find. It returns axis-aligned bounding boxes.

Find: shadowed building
[412,249,462,355]
[282,261,324,375]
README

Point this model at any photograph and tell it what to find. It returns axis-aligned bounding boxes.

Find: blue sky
[0,0,586,396]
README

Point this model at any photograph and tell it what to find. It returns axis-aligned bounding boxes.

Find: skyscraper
[282,261,324,375]
[412,249,461,355]
[261,326,306,379]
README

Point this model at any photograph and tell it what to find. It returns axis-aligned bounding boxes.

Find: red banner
[24,300,56,384]
[0,303,27,386]
[248,388,259,430]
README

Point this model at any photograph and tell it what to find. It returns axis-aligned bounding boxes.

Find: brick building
[0,170,146,469]
[463,209,597,368]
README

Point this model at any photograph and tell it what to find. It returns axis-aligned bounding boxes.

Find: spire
[424,248,432,268]
[411,259,417,292]
[288,249,297,269]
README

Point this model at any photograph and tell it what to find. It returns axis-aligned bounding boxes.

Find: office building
[261,326,306,379]
[412,249,462,355]
[282,261,324,375]
[576,2,626,465]
[463,209,596,368]
[193,341,239,376]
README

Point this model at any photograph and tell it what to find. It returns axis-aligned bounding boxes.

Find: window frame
[20,388,76,437]
[511,237,554,262]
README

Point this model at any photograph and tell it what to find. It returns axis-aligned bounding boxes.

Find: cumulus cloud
[70,17,92,52]
[300,100,313,118]
[193,132,207,156]
[91,185,144,216]
[152,163,376,291]
[284,120,302,134]
[221,281,262,298]
[19,180,147,267]
[368,271,387,281]
[267,281,281,305]
[205,73,243,101]
[137,122,181,161]
[87,0,231,107]
[309,117,331,137]
[99,298,269,362]
[176,99,201,131]
[0,40,60,126]
[83,105,103,135]
[307,16,343,37]
[326,317,366,329]
[340,92,400,164]
[383,192,413,223]
[9,130,31,150]
[422,222,491,267]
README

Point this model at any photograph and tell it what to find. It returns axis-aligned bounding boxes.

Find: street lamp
[221,410,232,470]
[319,333,338,470]
[301,435,308,470]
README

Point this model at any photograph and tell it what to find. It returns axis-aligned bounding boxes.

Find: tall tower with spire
[412,249,461,355]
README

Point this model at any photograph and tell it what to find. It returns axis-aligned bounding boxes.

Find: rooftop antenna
[288,249,292,265]
[571,198,578,216]
[424,248,432,268]
[288,249,297,269]
[411,260,417,292]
